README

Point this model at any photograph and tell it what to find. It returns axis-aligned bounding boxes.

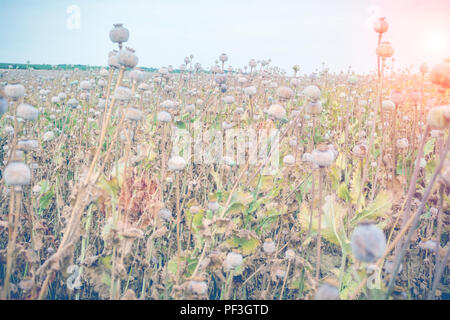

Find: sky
[0,0,449,74]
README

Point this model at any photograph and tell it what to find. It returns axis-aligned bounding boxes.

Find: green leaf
[351,190,392,225]
[337,183,350,202]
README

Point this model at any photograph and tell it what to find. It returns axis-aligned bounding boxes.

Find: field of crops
[0,19,449,301]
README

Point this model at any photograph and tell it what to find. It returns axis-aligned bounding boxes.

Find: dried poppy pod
[314,279,340,300]
[109,23,129,48]
[158,208,172,221]
[108,50,120,69]
[16,103,38,121]
[124,107,142,121]
[267,103,286,120]
[382,99,395,112]
[420,63,429,74]
[99,68,109,77]
[214,73,227,85]
[348,74,358,85]
[187,279,208,295]
[276,86,294,101]
[430,59,450,88]
[17,139,39,152]
[67,98,79,109]
[396,138,408,149]
[223,95,235,105]
[219,53,228,63]
[302,85,321,102]
[373,17,388,34]
[311,144,336,167]
[351,220,386,263]
[118,47,138,69]
[248,59,257,68]
[390,89,405,105]
[283,154,295,166]
[168,156,187,171]
[138,82,149,91]
[4,161,31,186]
[262,238,276,254]
[376,41,394,58]
[352,143,368,158]
[5,82,25,101]
[114,86,132,101]
[244,85,257,96]
[156,111,171,124]
[129,68,144,83]
[43,131,55,142]
[305,100,322,115]
[427,105,450,130]
[224,251,243,270]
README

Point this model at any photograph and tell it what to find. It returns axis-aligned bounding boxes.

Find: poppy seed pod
[157,111,172,122]
[129,69,144,83]
[224,251,243,270]
[429,59,450,88]
[285,249,295,260]
[187,280,208,295]
[219,53,228,63]
[4,161,31,186]
[420,63,429,74]
[373,17,388,34]
[207,201,220,212]
[305,100,323,115]
[223,95,235,105]
[283,154,295,166]
[244,86,257,96]
[427,105,450,130]
[109,23,129,46]
[138,82,149,91]
[263,238,276,254]
[277,86,294,100]
[0,96,8,117]
[215,73,227,85]
[168,156,187,171]
[118,47,138,68]
[185,104,195,112]
[267,103,286,120]
[248,59,257,68]
[302,85,321,101]
[100,68,109,77]
[311,144,336,167]
[108,50,120,69]
[114,86,132,101]
[158,208,172,221]
[5,82,25,100]
[376,41,394,58]
[348,75,358,85]
[352,143,368,158]
[382,99,395,112]
[390,89,405,105]
[396,138,409,149]
[43,131,55,142]
[314,279,340,300]
[17,139,39,152]
[51,96,60,104]
[124,107,142,121]
[79,80,91,91]
[16,103,38,121]
[351,221,386,263]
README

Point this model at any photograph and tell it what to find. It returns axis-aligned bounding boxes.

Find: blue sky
[0,0,448,74]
